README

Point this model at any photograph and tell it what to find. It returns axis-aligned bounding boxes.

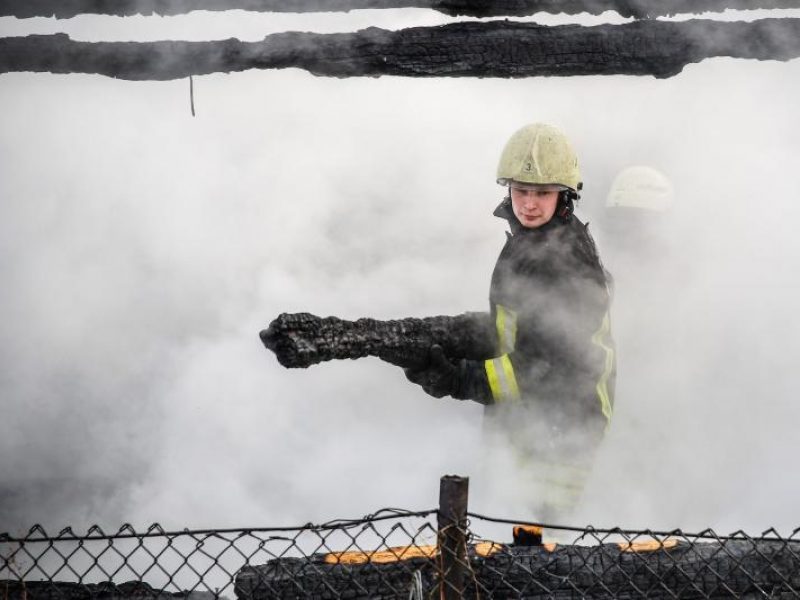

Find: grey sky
[1,8,799,538]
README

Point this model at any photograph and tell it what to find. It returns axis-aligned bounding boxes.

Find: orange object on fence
[618,538,678,553]
[324,544,438,564]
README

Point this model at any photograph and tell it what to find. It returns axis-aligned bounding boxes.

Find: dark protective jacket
[461,199,615,434]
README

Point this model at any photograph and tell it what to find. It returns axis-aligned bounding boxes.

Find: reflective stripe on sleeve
[484,354,521,403]
[495,305,518,354]
[591,311,615,423]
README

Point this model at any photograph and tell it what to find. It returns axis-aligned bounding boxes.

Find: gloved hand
[404,345,461,399]
[259,312,324,368]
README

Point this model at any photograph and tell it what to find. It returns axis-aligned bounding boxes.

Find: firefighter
[601,165,675,258]
[599,164,676,365]
[404,123,616,521]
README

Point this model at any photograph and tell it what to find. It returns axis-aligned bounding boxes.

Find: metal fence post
[437,475,469,599]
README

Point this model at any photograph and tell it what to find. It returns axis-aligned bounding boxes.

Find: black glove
[404,345,463,399]
[259,312,324,368]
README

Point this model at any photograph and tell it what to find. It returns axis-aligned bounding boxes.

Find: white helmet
[606,166,673,212]
[496,123,581,191]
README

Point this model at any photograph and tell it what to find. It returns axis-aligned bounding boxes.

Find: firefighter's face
[510,185,560,228]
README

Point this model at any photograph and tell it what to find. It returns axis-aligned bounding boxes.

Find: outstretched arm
[260,311,496,369]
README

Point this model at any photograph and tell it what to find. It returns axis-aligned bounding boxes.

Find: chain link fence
[1,508,440,600]
[463,513,800,599]
[4,479,800,599]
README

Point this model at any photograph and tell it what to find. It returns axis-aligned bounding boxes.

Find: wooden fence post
[437,475,469,599]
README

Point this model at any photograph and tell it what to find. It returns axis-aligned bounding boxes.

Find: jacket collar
[493,198,522,234]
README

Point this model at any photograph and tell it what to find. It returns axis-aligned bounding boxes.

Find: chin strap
[557,191,575,222]
[557,183,582,222]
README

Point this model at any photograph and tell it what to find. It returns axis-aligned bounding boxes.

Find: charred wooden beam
[0,580,216,600]
[3,0,800,19]
[2,18,800,81]
[235,537,800,599]
[260,312,495,369]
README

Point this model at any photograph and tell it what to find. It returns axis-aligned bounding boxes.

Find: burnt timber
[235,538,800,599]
[2,18,800,81]
[260,312,495,369]
[3,0,800,19]
[0,581,217,600]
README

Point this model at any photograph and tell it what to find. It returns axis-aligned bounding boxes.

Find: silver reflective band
[485,355,521,403]
[496,305,518,354]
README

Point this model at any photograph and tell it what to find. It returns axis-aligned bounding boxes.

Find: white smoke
[1,9,799,541]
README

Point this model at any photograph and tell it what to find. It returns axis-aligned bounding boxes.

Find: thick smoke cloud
[1,9,800,538]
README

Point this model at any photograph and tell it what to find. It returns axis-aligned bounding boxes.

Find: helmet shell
[496,123,581,191]
[606,166,673,212]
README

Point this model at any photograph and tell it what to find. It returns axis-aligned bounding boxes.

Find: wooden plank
[3,0,800,19]
[2,19,799,81]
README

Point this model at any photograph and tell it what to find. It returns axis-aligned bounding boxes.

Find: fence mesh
[4,509,800,599]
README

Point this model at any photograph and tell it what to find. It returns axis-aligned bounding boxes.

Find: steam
[1,8,800,539]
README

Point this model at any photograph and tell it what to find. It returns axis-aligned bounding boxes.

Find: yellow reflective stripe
[484,355,521,403]
[485,359,501,400]
[516,456,593,513]
[495,306,507,352]
[495,305,518,354]
[591,311,615,423]
[519,457,592,486]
